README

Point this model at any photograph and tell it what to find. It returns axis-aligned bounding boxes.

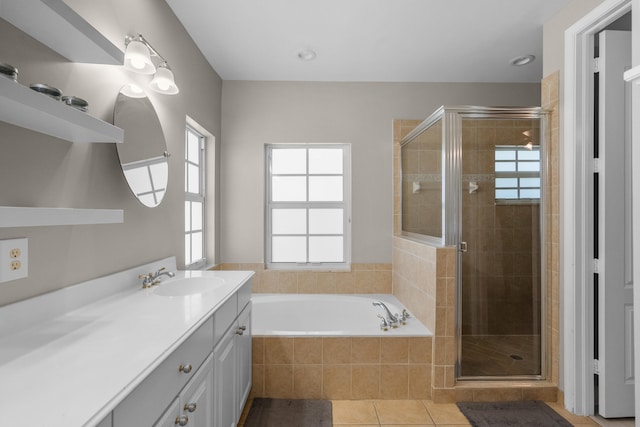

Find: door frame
[562,0,632,416]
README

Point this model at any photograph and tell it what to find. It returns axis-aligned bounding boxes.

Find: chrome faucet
[377,314,389,331]
[139,267,175,288]
[373,301,399,326]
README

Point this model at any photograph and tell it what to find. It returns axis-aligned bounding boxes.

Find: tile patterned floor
[239,398,601,426]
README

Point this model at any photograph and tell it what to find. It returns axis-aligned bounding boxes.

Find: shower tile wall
[401,120,442,237]
[392,108,559,401]
[460,118,541,337]
[393,119,457,401]
[214,263,392,294]
[542,71,560,385]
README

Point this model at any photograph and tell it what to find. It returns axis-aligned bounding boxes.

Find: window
[265,144,351,269]
[185,126,206,268]
[495,145,541,201]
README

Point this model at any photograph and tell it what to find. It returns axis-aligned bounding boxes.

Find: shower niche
[400,106,549,379]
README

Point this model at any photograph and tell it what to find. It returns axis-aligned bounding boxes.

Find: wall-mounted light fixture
[124,34,179,95]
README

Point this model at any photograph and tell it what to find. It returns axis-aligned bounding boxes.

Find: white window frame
[265,143,351,270]
[495,145,541,203]
[185,125,206,269]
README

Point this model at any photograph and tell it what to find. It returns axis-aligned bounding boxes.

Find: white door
[597,29,634,418]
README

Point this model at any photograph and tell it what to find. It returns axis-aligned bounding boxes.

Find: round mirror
[114,84,169,208]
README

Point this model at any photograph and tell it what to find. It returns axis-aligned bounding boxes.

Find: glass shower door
[458,117,543,378]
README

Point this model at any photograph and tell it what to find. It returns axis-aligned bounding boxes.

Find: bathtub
[251,293,432,337]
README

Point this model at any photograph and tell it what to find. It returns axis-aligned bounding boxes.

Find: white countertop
[0,260,253,427]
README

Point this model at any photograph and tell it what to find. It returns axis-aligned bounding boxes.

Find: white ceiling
[165,0,571,83]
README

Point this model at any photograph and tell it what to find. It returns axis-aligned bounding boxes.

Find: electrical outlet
[0,238,28,282]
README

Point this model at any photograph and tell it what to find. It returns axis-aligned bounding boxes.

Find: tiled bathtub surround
[214,263,392,294]
[250,336,432,400]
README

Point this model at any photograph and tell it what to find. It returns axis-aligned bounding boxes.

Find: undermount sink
[152,277,226,296]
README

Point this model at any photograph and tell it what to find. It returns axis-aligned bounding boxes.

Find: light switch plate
[0,238,28,282]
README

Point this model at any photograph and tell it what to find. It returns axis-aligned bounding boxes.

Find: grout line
[372,400,382,426]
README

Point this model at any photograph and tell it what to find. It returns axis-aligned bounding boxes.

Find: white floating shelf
[0,0,124,65]
[0,207,123,227]
[0,77,123,143]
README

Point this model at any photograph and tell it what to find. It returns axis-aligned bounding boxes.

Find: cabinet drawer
[213,293,237,345]
[113,317,214,427]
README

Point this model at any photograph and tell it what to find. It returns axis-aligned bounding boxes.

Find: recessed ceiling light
[509,55,535,66]
[297,49,317,61]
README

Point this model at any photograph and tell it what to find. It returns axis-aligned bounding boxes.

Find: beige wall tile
[293,365,322,399]
[352,365,381,399]
[261,270,278,293]
[251,364,265,398]
[252,337,264,365]
[323,338,351,364]
[351,337,381,363]
[355,270,376,293]
[335,271,356,293]
[433,366,446,388]
[277,271,298,293]
[316,272,337,293]
[409,365,432,400]
[264,337,293,364]
[294,338,323,364]
[472,387,523,402]
[522,386,558,402]
[381,337,409,363]
[432,388,458,404]
[409,337,432,364]
[264,365,293,398]
[322,365,351,400]
[297,271,317,293]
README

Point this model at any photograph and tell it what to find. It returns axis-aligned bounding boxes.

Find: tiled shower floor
[460,335,541,377]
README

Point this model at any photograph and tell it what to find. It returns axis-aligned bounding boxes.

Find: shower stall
[400,106,549,379]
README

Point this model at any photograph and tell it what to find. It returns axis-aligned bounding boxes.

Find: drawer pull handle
[179,364,193,374]
[235,327,244,335]
[238,325,247,331]
[184,402,197,413]
[175,415,189,426]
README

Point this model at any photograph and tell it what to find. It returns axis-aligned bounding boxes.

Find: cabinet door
[180,353,214,427]
[213,325,237,427]
[236,303,252,414]
[153,398,180,427]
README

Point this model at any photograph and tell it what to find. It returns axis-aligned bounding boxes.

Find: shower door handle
[459,241,468,253]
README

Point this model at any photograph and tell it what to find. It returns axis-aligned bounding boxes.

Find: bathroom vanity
[0,257,253,427]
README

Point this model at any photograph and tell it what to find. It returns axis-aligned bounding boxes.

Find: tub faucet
[139,267,175,288]
[373,301,398,326]
[377,314,389,331]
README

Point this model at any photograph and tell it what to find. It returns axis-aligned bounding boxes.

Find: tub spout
[373,301,398,326]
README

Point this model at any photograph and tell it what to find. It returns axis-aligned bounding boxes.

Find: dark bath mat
[456,400,573,427]
[243,398,332,427]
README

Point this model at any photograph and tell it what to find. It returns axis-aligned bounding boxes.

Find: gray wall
[543,0,604,77]
[0,0,222,306]
[220,81,541,264]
